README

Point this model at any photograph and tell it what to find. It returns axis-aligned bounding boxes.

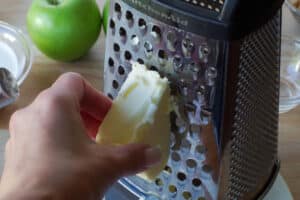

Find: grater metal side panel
[225,12,281,200]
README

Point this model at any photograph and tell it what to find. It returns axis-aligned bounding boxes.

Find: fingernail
[145,146,162,167]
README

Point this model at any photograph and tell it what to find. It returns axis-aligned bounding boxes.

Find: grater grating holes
[144,41,154,58]
[182,191,192,200]
[186,159,197,173]
[114,2,122,15]
[149,65,159,72]
[177,171,187,182]
[200,44,209,54]
[202,164,212,174]
[197,85,206,96]
[155,178,163,186]
[206,67,218,86]
[166,31,177,52]
[113,43,120,52]
[173,55,184,71]
[158,49,167,58]
[155,178,164,192]
[158,50,168,65]
[199,45,210,63]
[192,178,202,188]
[118,66,125,75]
[164,165,173,174]
[109,19,115,31]
[190,123,201,133]
[190,124,201,140]
[199,2,205,7]
[108,57,114,68]
[170,132,176,148]
[130,35,140,50]
[112,80,119,89]
[168,185,178,198]
[124,51,132,61]
[119,27,127,42]
[137,58,144,64]
[138,18,147,33]
[151,25,162,42]
[125,10,133,21]
[107,93,113,100]
[200,107,212,121]
[171,151,181,164]
[178,120,188,134]
[182,37,195,57]
[195,144,207,156]
[181,140,192,156]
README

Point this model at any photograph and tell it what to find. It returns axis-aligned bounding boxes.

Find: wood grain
[0,1,299,199]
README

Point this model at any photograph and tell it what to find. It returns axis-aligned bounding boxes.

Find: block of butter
[96,62,171,180]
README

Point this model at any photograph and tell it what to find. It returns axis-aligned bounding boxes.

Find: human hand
[0,73,161,200]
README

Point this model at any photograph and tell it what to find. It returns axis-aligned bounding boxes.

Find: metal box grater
[103,0,284,199]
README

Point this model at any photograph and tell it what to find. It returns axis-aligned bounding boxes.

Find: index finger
[50,72,112,121]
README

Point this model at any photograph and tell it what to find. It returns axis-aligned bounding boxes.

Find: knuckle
[8,107,31,136]
[96,146,122,166]
[9,109,24,130]
[5,140,11,160]
[36,89,66,111]
[57,72,83,86]
[9,111,19,125]
[36,89,52,103]
[94,145,145,177]
[5,139,11,152]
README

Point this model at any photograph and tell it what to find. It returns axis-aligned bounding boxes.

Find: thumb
[97,144,162,178]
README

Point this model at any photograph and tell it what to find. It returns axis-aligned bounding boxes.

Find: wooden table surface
[0,1,299,199]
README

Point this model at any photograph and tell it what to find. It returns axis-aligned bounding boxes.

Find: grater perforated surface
[104,1,221,199]
[226,12,281,200]
[103,0,281,200]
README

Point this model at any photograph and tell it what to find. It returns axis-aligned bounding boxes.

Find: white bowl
[280,35,300,113]
[0,21,32,86]
[286,0,300,23]
[0,21,33,109]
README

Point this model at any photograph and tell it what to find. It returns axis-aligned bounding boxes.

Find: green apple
[103,0,110,34]
[27,0,102,62]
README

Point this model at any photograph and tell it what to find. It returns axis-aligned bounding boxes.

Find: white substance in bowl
[0,41,19,79]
